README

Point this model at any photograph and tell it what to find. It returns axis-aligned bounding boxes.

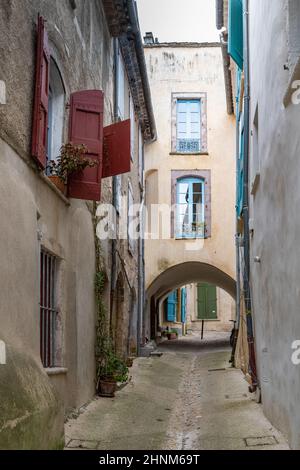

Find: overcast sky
[136,0,219,43]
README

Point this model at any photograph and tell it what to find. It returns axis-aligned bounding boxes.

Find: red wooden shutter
[102,119,131,178]
[32,15,50,169]
[68,90,104,201]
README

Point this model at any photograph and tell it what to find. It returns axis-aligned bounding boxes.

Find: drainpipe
[109,38,119,330]
[242,0,258,390]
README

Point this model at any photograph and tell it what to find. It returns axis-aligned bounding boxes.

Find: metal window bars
[40,249,58,368]
[177,138,200,153]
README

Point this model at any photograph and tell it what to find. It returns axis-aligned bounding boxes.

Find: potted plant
[47,143,98,194]
[97,350,129,398]
[167,329,178,340]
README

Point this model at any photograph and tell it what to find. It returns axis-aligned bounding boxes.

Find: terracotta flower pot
[126,357,134,368]
[167,333,177,340]
[97,379,117,397]
[48,175,66,195]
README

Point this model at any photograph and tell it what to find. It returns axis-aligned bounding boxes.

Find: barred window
[40,249,59,368]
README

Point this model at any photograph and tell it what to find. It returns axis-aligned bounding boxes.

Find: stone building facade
[143,40,236,342]
[0,0,154,449]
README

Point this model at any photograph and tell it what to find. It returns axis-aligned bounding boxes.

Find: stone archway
[145,262,236,341]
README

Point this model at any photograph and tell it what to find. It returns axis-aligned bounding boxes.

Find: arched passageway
[144,262,236,342]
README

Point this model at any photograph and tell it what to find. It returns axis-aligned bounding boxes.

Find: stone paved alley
[65,333,289,451]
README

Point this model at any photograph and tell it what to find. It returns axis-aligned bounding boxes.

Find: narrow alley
[65,334,288,451]
[2,0,300,459]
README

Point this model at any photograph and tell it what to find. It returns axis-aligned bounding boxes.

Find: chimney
[144,32,155,45]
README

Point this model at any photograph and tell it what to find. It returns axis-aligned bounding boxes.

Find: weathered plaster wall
[143,44,236,338]
[248,0,300,450]
[0,0,114,448]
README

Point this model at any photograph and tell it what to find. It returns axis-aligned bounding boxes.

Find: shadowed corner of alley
[65,332,289,451]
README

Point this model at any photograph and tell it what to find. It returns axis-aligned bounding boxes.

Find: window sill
[192,319,220,322]
[170,151,209,156]
[175,236,206,240]
[39,173,70,206]
[45,367,68,376]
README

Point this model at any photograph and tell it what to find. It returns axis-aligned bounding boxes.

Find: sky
[136,0,219,43]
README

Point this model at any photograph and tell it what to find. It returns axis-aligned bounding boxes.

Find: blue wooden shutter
[166,291,177,322]
[181,288,187,323]
[228,0,244,70]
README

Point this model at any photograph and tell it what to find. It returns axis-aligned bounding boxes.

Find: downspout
[109,38,119,330]
[231,70,242,365]
[242,0,258,390]
[127,0,157,142]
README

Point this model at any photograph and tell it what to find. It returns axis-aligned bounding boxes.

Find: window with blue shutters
[176,99,201,153]
[176,177,205,238]
[228,0,244,70]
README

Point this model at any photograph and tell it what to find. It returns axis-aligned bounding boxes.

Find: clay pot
[126,357,134,368]
[167,333,177,340]
[48,175,66,195]
[98,379,117,397]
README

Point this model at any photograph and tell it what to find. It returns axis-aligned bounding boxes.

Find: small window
[176,99,201,153]
[47,58,65,167]
[176,177,205,238]
[40,249,59,368]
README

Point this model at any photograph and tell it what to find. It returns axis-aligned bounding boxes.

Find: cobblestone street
[65,333,289,450]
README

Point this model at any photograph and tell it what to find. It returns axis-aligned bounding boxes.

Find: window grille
[177,138,200,153]
[40,249,58,368]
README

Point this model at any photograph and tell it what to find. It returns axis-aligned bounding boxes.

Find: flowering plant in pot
[96,349,129,397]
[47,143,98,194]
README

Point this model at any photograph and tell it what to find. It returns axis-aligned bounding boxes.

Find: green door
[197,283,217,319]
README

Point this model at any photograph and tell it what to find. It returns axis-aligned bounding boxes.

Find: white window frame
[47,58,65,166]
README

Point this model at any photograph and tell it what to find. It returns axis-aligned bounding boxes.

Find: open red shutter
[102,119,131,178]
[68,90,104,201]
[31,15,50,169]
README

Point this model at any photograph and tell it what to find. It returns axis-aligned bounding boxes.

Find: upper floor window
[171,93,207,154]
[176,177,205,238]
[177,99,201,153]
